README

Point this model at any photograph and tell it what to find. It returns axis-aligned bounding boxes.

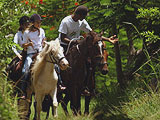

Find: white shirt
[58,15,92,45]
[23,28,45,54]
[12,31,25,56]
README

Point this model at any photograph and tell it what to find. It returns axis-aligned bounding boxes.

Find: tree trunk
[111,22,126,89]
[125,26,136,65]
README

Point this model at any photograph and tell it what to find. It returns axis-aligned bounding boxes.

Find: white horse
[30,39,69,120]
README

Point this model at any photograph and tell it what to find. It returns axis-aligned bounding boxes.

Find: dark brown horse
[84,41,109,114]
[60,41,109,115]
[5,50,27,97]
[60,31,105,115]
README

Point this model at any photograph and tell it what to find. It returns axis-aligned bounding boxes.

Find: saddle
[6,50,27,82]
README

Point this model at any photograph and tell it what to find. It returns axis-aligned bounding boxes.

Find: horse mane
[31,39,61,83]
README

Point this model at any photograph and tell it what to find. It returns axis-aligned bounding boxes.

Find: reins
[65,36,84,55]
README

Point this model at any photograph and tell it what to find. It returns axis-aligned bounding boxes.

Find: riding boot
[20,72,28,98]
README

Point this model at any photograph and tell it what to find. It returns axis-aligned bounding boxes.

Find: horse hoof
[53,102,58,107]
[53,115,58,118]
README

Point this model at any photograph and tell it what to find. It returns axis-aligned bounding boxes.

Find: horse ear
[44,41,49,46]
[100,30,104,36]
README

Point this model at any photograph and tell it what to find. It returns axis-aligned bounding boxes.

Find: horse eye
[103,47,106,50]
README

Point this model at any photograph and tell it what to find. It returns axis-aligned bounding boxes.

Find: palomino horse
[60,41,109,115]
[60,31,104,115]
[27,39,69,120]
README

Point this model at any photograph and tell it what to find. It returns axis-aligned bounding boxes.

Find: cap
[30,14,42,22]
[19,16,30,25]
[75,5,88,16]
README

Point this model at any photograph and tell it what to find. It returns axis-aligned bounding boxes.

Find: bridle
[46,51,65,65]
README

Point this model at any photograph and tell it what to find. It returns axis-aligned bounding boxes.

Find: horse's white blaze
[30,40,68,120]
[98,41,103,57]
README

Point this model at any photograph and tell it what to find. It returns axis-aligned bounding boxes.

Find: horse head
[99,41,109,75]
[44,40,69,70]
[85,31,104,66]
[85,32,109,75]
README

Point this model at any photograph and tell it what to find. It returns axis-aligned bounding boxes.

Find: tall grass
[0,70,19,120]
[93,52,160,120]
[122,90,160,120]
[29,96,96,120]
[0,68,96,120]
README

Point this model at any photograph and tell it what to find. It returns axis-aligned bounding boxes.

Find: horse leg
[60,92,69,115]
[77,92,81,115]
[26,95,32,119]
[70,94,76,115]
[70,87,79,115]
[84,96,91,115]
[50,87,58,118]
[45,107,50,120]
[33,101,37,120]
[51,104,54,117]
[35,94,44,120]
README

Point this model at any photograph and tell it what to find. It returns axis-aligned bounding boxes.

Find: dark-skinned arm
[102,35,118,44]
[60,33,71,44]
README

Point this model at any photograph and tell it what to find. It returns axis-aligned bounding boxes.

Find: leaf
[124,5,134,11]
[105,80,111,86]
[104,10,113,16]
[100,0,111,5]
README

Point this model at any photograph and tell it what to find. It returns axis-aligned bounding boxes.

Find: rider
[58,5,118,96]
[5,16,30,84]
[21,14,46,99]
[12,16,30,60]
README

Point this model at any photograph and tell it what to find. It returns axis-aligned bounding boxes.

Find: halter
[89,40,103,60]
[46,52,65,65]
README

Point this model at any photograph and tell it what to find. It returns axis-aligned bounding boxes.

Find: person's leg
[55,64,66,91]
[81,59,92,96]
[21,53,34,98]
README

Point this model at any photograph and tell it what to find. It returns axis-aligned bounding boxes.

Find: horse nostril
[102,70,108,75]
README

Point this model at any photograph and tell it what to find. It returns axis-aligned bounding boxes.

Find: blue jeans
[21,53,35,96]
[55,64,63,85]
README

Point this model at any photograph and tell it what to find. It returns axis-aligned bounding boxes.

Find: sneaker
[20,95,26,99]
[81,89,91,96]
[59,85,66,90]
[58,85,66,92]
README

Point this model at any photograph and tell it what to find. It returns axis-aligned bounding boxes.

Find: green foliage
[137,7,160,20]
[0,0,160,119]
[122,90,160,120]
[141,31,160,43]
[0,72,19,120]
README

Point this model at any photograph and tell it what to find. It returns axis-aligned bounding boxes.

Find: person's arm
[22,42,33,50]
[60,33,71,44]
[22,31,33,50]
[102,35,118,44]
[12,33,22,60]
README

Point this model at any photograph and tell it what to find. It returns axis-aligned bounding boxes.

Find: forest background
[0,0,160,120]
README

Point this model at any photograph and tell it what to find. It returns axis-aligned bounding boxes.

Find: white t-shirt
[23,28,45,54]
[12,31,25,56]
[58,15,92,45]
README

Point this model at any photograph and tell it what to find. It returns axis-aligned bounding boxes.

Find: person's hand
[71,40,78,46]
[28,42,34,47]
[109,35,118,44]
[17,54,22,60]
